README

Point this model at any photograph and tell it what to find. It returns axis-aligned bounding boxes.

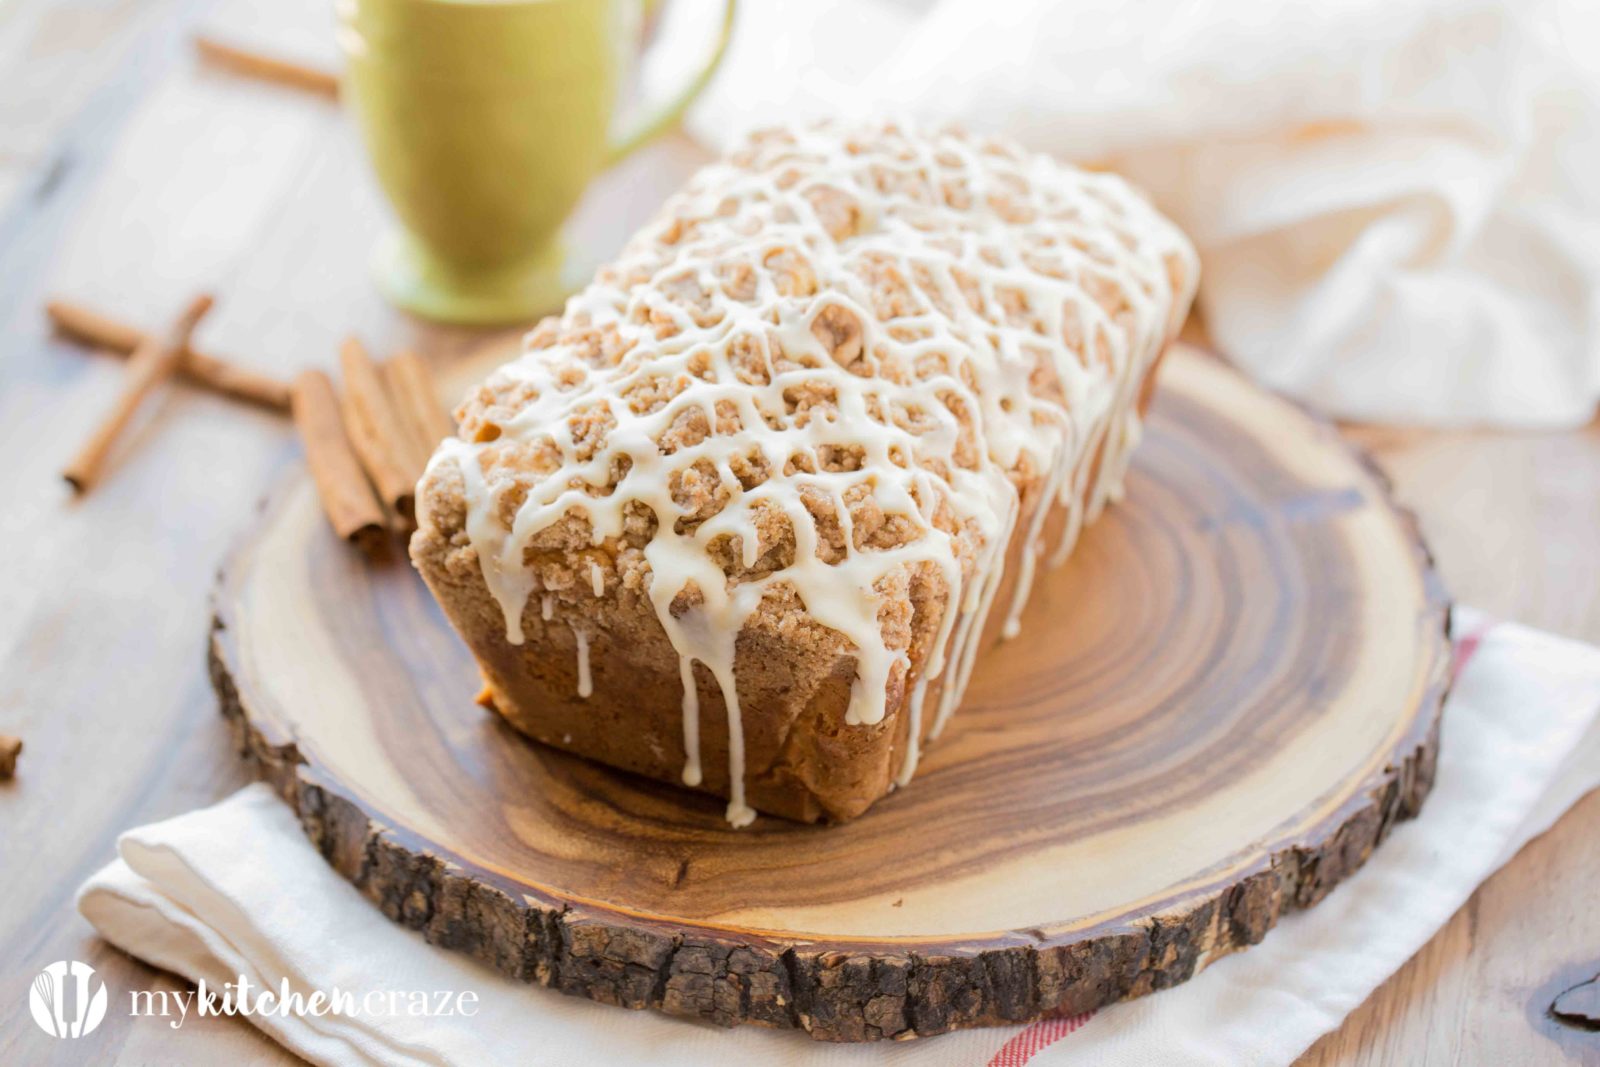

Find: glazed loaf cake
[412,122,1198,825]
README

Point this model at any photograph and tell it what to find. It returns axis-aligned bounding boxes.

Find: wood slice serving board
[210,347,1451,1042]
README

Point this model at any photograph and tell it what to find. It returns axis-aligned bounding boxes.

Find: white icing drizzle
[428,121,1197,824]
[589,561,604,596]
[679,656,703,788]
[571,623,592,699]
[541,594,554,621]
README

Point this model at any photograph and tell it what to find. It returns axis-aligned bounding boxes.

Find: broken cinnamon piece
[46,299,291,412]
[63,294,215,494]
[0,734,20,780]
[339,337,421,528]
[194,35,340,100]
[290,369,387,555]
[382,350,456,473]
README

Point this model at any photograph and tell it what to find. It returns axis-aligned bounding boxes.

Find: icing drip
[710,654,754,828]
[541,594,554,621]
[679,655,702,787]
[430,121,1197,824]
[571,624,592,699]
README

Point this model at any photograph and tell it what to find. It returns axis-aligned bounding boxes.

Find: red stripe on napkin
[985,1012,1094,1066]
[1452,621,1497,683]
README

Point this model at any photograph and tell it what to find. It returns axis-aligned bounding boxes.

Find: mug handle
[605,0,738,166]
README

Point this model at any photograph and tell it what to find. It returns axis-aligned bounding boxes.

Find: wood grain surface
[209,348,1449,1040]
[1,0,1597,1063]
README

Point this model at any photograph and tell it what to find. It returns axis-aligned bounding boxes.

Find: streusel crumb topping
[426,120,1197,824]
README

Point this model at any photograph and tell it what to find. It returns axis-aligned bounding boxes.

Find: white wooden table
[1,1,1597,1063]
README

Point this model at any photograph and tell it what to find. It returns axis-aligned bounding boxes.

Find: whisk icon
[28,960,107,1039]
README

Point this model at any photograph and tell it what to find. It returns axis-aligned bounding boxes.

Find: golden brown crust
[412,491,888,821]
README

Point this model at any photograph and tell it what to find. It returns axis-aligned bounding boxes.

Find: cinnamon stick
[47,299,291,412]
[0,734,20,780]
[194,35,340,100]
[291,369,387,555]
[63,294,215,494]
[383,350,456,473]
[339,337,420,527]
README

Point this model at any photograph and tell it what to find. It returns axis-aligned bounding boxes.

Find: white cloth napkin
[76,607,1600,1066]
[644,0,1600,428]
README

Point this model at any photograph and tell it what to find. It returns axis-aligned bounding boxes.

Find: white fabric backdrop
[645,0,1600,428]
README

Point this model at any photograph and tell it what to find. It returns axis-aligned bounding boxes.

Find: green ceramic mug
[337,0,736,325]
